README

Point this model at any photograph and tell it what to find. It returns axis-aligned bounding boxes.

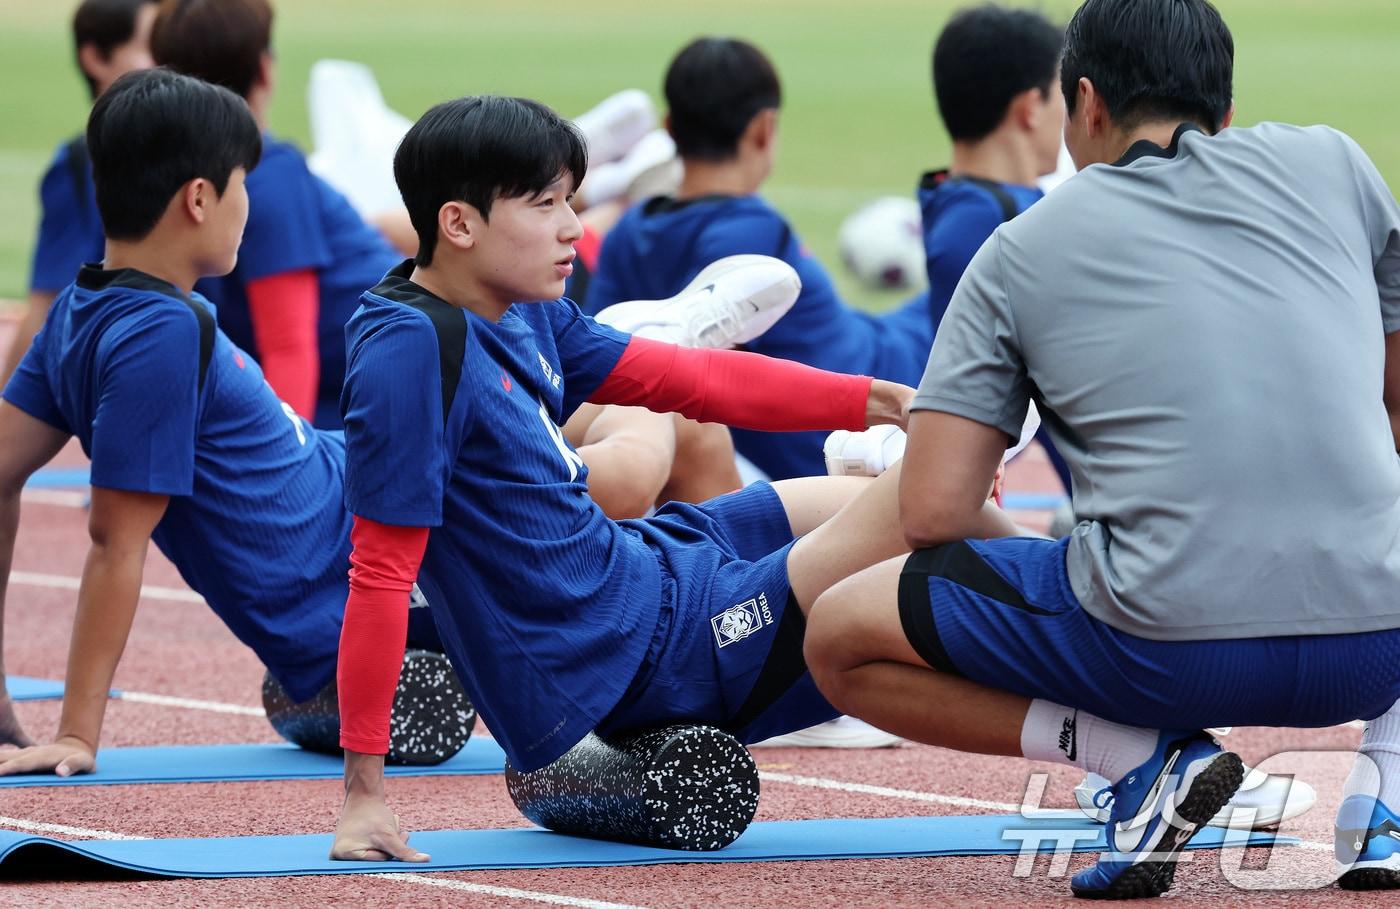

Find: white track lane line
[381,874,651,909]
[0,819,649,907]
[759,770,1021,812]
[116,691,265,717]
[20,489,88,507]
[9,570,204,604]
[0,817,145,841]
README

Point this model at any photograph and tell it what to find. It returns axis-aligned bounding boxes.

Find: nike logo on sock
[1059,711,1078,762]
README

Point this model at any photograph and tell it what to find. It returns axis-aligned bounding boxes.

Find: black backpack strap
[174,295,217,394]
[922,169,1020,224]
[401,297,467,426]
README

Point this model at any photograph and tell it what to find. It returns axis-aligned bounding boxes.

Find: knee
[803,589,860,711]
[674,418,737,475]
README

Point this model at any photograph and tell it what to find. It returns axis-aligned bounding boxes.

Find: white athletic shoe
[593,255,800,348]
[750,716,903,749]
[824,425,906,477]
[579,129,681,207]
[574,88,657,166]
[1073,765,1316,830]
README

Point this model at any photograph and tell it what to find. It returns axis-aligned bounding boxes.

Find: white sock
[1349,700,1400,809]
[1020,699,1159,783]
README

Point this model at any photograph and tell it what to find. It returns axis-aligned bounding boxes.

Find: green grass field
[1,0,1398,305]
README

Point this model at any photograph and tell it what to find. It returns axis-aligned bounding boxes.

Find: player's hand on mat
[0,735,95,776]
[331,795,430,863]
[0,692,35,749]
[865,380,915,431]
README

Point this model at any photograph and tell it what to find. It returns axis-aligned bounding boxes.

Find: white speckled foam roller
[504,725,760,851]
[260,649,476,765]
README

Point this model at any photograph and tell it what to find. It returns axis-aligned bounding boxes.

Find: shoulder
[246,136,314,190]
[348,293,439,351]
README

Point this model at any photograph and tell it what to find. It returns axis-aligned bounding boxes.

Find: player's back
[16,267,353,698]
[978,121,1400,639]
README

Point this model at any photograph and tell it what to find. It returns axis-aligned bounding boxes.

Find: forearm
[57,541,147,750]
[588,338,871,432]
[0,490,20,677]
[902,499,1022,550]
[247,270,320,419]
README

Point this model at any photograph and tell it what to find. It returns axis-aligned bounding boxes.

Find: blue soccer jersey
[194,137,400,430]
[587,194,931,479]
[28,137,104,294]
[344,263,746,771]
[2,266,353,700]
[917,171,1042,336]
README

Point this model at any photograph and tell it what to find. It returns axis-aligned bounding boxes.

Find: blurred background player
[920,5,1074,497]
[0,0,158,391]
[150,0,401,430]
[586,37,937,481]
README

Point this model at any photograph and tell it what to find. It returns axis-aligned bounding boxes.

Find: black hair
[394,95,588,267]
[87,67,261,240]
[151,0,273,101]
[1061,0,1233,132]
[933,5,1064,142]
[73,0,157,99]
[664,37,782,161]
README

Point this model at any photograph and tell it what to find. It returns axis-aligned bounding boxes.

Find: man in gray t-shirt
[803,0,1400,898]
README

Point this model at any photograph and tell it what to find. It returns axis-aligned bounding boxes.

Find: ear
[1078,77,1109,139]
[1010,86,1042,132]
[182,178,212,225]
[77,42,109,87]
[1219,102,1235,131]
[256,51,275,92]
[436,201,479,254]
[748,108,778,152]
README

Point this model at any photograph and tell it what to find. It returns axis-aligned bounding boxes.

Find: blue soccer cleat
[1335,795,1400,890]
[1070,732,1244,900]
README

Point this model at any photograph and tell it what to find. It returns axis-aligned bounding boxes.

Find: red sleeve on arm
[574,223,603,273]
[588,337,871,432]
[246,269,320,419]
[337,516,430,754]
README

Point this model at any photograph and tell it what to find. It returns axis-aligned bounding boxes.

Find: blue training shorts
[898,536,1400,729]
[596,482,839,743]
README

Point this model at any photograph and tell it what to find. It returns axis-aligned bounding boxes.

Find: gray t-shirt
[915,122,1400,641]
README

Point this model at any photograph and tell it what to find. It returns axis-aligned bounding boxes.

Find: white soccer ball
[837,196,928,292]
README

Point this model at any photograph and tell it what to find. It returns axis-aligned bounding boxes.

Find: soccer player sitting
[0,70,753,774]
[0,0,157,392]
[802,0,1400,897]
[329,94,939,861]
[150,0,403,430]
[585,37,937,481]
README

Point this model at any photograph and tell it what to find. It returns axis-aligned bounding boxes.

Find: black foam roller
[261,649,476,765]
[504,725,760,851]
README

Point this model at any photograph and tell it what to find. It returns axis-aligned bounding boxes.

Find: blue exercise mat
[24,467,91,489]
[1002,492,1069,511]
[0,815,1284,879]
[0,740,507,787]
[5,676,120,702]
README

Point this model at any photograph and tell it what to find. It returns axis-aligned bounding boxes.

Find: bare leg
[564,403,676,519]
[802,555,1028,755]
[658,417,741,505]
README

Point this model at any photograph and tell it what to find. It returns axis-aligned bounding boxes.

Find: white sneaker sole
[1075,765,1317,829]
[594,254,800,348]
[749,716,903,749]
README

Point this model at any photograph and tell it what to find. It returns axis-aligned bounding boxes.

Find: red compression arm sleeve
[246,269,319,419]
[575,224,603,272]
[337,517,430,754]
[588,337,872,431]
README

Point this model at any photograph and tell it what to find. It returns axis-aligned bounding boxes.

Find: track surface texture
[0,315,1368,907]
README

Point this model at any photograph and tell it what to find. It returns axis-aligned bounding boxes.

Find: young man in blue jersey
[329,94,933,861]
[804,0,1400,897]
[149,0,402,430]
[0,0,158,392]
[922,4,1073,495]
[0,70,799,772]
[586,37,939,481]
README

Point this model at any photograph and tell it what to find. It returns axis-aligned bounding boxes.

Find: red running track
[0,313,1367,907]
